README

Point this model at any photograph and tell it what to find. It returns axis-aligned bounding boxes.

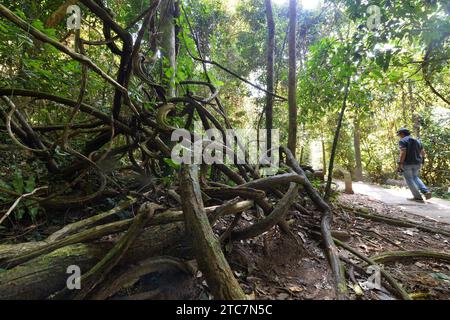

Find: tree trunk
[265,0,275,153]
[160,0,176,97]
[324,77,351,200]
[180,165,246,300]
[353,115,363,181]
[408,82,420,138]
[321,129,327,176]
[287,0,297,158]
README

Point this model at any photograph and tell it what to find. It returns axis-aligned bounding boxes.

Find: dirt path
[335,180,450,224]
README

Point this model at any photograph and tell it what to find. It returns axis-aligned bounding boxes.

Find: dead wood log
[89,256,194,300]
[51,202,163,299]
[47,197,138,242]
[180,164,246,300]
[0,200,253,266]
[0,222,187,299]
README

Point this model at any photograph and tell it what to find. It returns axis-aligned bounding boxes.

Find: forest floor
[218,190,450,300]
[97,186,450,300]
[224,191,450,300]
[37,186,449,301]
[1,150,449,300]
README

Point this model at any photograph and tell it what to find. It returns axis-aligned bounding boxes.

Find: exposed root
[340,204,450,237]
[370,250,450,264]
[180,165,246,299]
[334,238,412,300]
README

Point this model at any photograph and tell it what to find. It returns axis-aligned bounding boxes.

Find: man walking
[396,128,432,202]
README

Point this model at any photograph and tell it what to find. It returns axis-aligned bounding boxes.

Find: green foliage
[0,170,41,222]
[0,0,448,206]
[420,110,450,186]
[163,157,181,170]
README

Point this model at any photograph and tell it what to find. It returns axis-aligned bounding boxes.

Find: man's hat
[396,128,411,136]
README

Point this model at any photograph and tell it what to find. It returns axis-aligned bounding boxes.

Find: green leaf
[28,206,39,222]
[15,208,25,220]
[12,171,24,194]
[25,176,35,193]
[163,158,181,170]
[0,179,11,190]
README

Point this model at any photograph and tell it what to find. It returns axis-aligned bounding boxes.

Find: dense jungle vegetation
[0,0,448,301]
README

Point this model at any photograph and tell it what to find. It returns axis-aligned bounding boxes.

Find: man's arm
[421,148,426,158]
[398,149,406,171]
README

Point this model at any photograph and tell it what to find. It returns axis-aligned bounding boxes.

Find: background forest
[1,0,448,193]
[0,0,449,301]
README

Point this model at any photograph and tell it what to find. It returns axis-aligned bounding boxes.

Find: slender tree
[287,0,297,158]
[353,115,363,181]
[324,77,351,200]
[160,0,176,97]
[264,0,275,153]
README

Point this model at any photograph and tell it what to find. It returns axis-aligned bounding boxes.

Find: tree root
[229,183,298,241]
[334,238,412,300]
[370,250,450,264]
[282,146,348,300]
[46,197,138,242]
[0,200,253,266]
[180,165,246,299]
[0,221,188,299]
[340,204,450,237]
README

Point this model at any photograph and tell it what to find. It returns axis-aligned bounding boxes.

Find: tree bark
[287,0,297,157]
[0,223,188,299]
[230,183,298,241]
[324,77,351,200]
[408,81,421,138]
[353,115,363,181]
[265,0,275,153]
[160,0,177,97]
[321,136,327,176]
[55,203,163,299]
[180,165,246,300]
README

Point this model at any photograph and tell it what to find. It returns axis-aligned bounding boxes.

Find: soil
[133,192,449,300]
[208,192,449,300]
[1,151,449,300]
